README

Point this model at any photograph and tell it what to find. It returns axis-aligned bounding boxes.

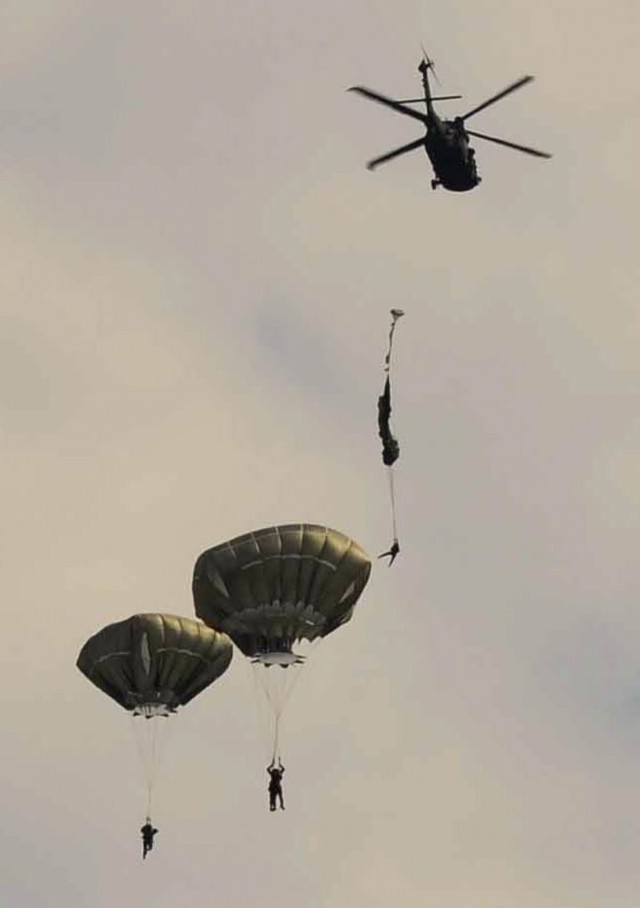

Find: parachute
[77,613,232,814]
[192,524,371,759]
[192,523,371,661]
[77,612,232,713]
[378,309,404,564]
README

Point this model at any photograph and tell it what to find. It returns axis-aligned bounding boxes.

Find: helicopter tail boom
[417,52,438,118]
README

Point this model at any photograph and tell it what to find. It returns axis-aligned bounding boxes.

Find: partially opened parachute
[192,523,371,663]
[77,613,233,716]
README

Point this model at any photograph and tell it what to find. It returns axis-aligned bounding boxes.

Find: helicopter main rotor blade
[466,129,552,158]
[460,75,534,121]
[397,95,462,103]
[366,136,426,170]
[349,87,428,124]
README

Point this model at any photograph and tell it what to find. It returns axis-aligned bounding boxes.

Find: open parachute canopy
[192,523,371,662]
[76,613,233,716]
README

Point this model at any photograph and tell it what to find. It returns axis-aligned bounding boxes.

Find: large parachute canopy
[77,613,233,716]
[192,523,371,665]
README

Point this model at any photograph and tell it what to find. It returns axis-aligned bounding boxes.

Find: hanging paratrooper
[377,309,404,565]
[192,523,371,806]
[76,613,232,855]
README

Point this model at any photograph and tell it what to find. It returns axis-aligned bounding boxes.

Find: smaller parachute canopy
[76,613,232,713]
[193,524,371,658]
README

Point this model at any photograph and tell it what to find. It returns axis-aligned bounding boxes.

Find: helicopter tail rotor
[419,45,441,86]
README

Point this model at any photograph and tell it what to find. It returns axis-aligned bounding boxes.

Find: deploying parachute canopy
[378,376,399,467]
[378,309,404,564]
[77,613,233,715]
[192,523,371,664]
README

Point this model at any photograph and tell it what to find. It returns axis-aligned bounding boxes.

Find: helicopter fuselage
[424,116,480,191]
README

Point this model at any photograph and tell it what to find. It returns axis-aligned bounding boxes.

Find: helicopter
[349,56,551,191]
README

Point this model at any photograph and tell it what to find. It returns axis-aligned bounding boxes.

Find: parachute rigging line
[387,465,398,543]
[130,713,175,819]
[271,713,281,766]
[252,640,320,764]
[378,309,404,566]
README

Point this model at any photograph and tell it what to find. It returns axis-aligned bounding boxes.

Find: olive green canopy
[77,613,232,713]
[192,524,371,657]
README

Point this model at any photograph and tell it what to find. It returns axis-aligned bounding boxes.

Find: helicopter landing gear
[431,179,440,190]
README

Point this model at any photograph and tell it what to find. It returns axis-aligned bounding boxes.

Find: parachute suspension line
[260,664,300,764]
[142,723,155,819]
[146,719,161,818]
[250,638,322,764]
[268,636,322,762]
[387,466,399,545]
[130,713,176,820]
[271,711,282,765]
[249,661,286,765]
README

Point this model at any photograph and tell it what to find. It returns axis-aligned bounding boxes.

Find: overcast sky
[1,2,639,906]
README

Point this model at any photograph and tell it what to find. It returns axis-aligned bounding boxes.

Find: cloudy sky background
[1,1,639,906]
